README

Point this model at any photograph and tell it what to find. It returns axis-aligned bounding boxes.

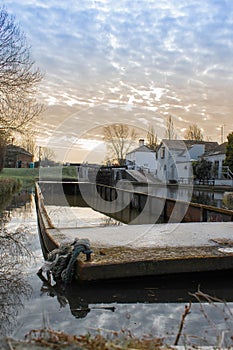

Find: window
[160,147,165,159]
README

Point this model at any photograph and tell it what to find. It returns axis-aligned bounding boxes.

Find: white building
[125,139,157,174]
[203,143,226,179]
[126,138,232,185]
[156,139,218,184]
[202,142,233,185]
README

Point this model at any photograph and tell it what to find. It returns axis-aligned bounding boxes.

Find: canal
[134,184,225,208]
[1,188,233,347]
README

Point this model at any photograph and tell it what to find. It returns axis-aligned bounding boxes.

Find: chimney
[139,139,144,146]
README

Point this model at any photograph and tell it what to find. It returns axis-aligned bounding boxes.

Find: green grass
[39,165,78,180]
[0,168,39,189]
[0,166,78,189]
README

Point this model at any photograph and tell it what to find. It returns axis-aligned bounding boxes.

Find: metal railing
[222,166,233,180]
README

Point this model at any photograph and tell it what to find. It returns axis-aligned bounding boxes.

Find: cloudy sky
[5,0,233,162]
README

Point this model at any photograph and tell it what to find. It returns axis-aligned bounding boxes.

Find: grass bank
[0,168,39,189]
[39,165,78,181]
[0,166,78,189]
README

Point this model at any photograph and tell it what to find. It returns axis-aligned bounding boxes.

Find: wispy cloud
[5,0,233,159]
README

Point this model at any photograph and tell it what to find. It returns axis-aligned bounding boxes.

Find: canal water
[135,185,225,208]
[1,189,233,347]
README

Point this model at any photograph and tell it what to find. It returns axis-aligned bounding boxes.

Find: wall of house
[18,154,33,168]
[5,152,33,168]
[156,146,167,183]
[176,162,194,184]
[189,144,205,160]
[214,179,233,186]
[156,146,192,183]
[204,153,225,179]
[126,151,157,173]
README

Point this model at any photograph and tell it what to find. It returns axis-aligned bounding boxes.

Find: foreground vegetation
[22,327,164,349]
[0,177,22,196]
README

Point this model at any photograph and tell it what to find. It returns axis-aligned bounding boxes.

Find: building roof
[203,142,227,157]
[158,139,219,153]
[158,139,189,151]
[126,144,155,156]
[6,144,33,157]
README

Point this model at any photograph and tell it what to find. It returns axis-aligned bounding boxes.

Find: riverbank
[0,177,22,196]
[0,168,39,189]
[0,166,78,189]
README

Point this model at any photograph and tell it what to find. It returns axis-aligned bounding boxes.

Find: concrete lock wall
[38,181,233,224]
[94,183,233,223]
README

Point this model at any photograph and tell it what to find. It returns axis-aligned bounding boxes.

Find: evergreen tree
[193,159,212,181]
[225,132,233,171]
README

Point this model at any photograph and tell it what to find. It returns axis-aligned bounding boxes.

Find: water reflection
[46,205,124,229]
[0,192,34,336]
[135,185,224,208]
[36,270,233,346]
[191,190,223,208]
[0,190,13,213]
[37,270,233,316]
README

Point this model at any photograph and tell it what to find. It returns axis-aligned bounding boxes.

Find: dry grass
[25,327,166,349]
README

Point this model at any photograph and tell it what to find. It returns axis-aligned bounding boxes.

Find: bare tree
[103,124,138,165]
[0,7,43,138]
[40,147,56,162]
[16,131,37,157]
[184,124,203,141]
[147,124,158,151]
[165,115,176,140]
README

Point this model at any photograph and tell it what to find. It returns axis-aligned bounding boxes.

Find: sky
[5,0,233,163]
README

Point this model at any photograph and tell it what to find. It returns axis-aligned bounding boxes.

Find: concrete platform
[45,216,233,281]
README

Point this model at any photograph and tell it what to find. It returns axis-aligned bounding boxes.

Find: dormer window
[160,147,165,159]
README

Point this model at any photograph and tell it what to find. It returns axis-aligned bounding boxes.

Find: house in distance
[4,145,33,168]
[126,139,232,185]
[125,139,156,174]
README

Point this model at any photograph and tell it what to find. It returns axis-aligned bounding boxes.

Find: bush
[222,192,233,210]
[0,178,21,196]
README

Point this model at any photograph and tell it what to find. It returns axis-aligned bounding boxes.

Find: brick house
[4,145,33,168]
